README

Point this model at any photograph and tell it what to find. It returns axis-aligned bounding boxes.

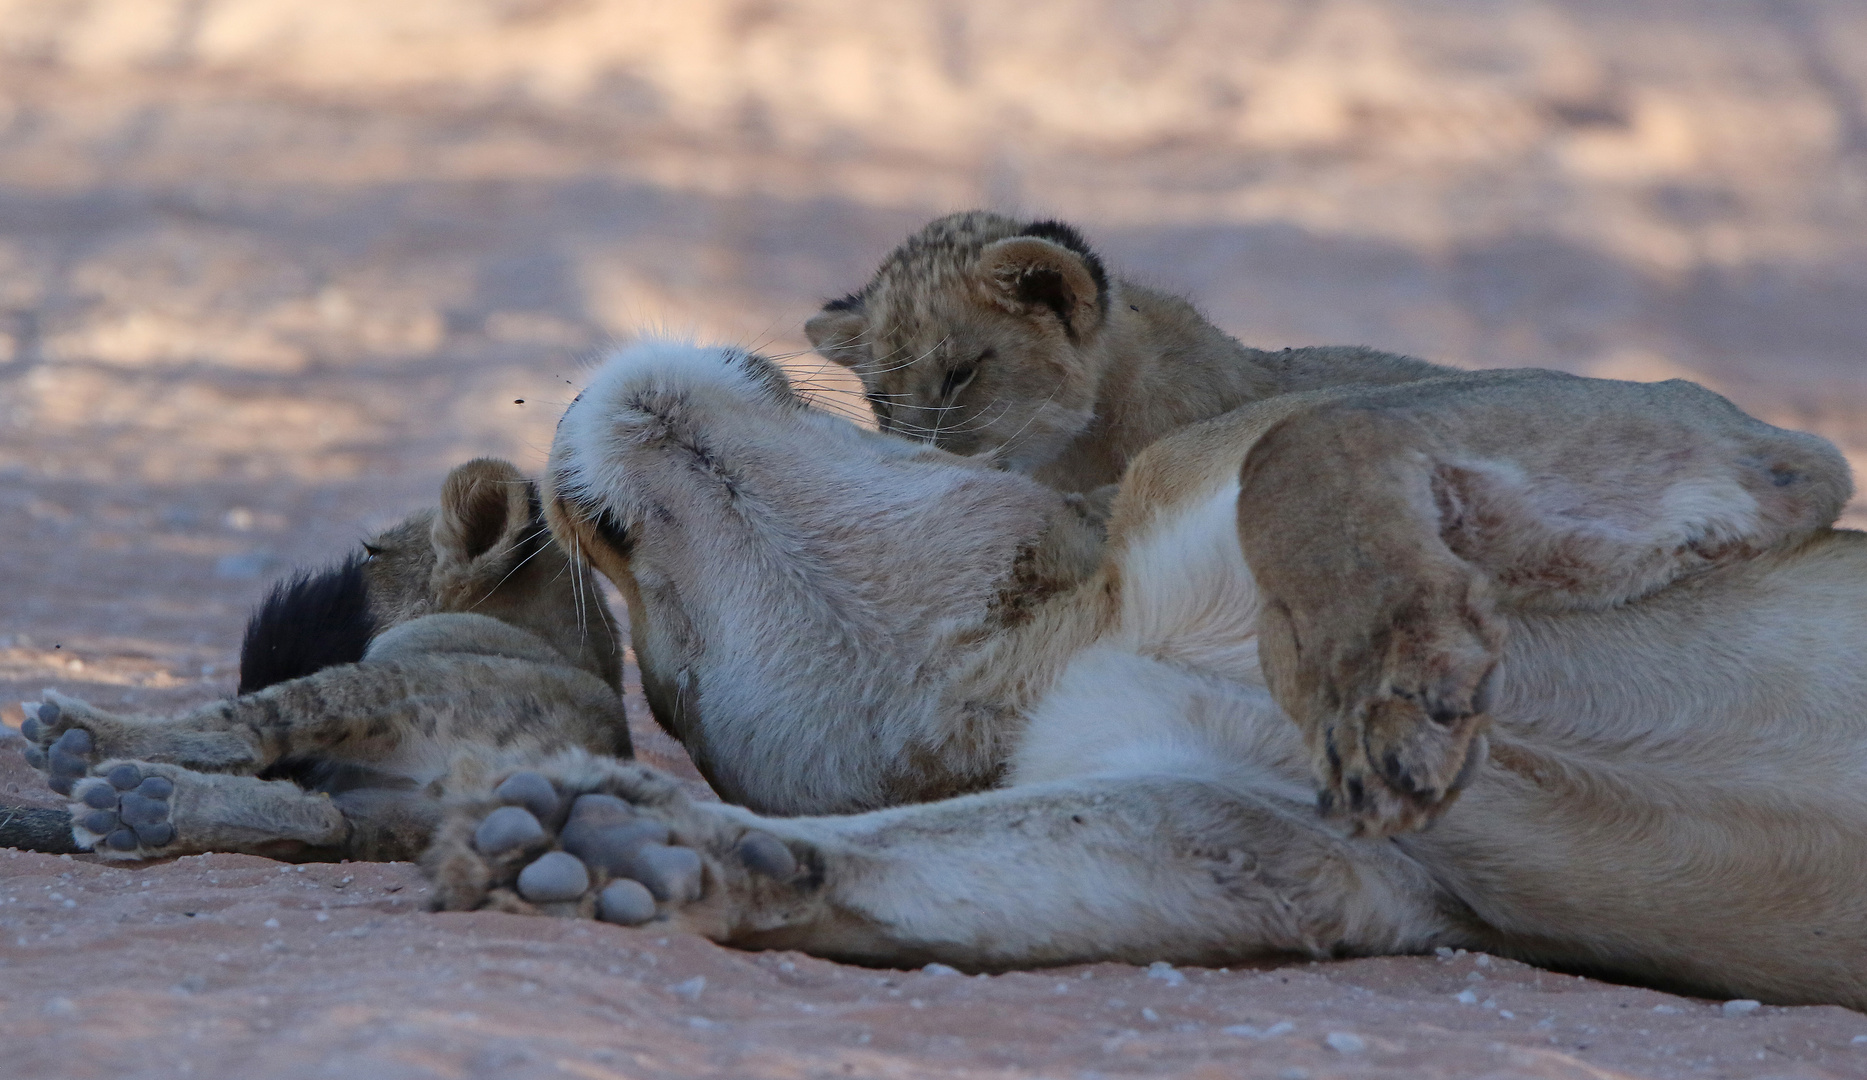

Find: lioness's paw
[68,762,180,858]
[427,763,809,942]
[1308,603,1501,837]
[20,696,120,795]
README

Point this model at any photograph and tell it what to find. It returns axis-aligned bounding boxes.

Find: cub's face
[806,216,1110,478]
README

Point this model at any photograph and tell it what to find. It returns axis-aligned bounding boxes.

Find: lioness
[10,458,630,862]
[427,341,1864,1009]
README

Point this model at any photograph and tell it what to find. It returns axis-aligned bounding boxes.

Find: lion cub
[11,458,630,862]
[805,210,1447,495]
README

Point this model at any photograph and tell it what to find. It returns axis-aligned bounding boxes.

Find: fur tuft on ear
[976,235,1107,341]
[805,291,872,369]
[432,458,545,602]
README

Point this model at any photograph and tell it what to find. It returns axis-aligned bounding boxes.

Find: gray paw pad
[630,844,703,904]
[568,793,634,825]
[495,772,560,822]
[19,704,43,742]
[560,819,669,874]
[735,831,797,879]
[23,744,45,770]
[516,851,590,903]
[597,879,657,926]
[74,772,174,855]
[474,805,546,856]
[46,728,95,795]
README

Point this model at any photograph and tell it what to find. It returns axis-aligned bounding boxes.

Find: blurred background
[2,0,1864,727]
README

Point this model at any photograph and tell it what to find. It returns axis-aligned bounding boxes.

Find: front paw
[20,695,119,795]
[425,757,809,941]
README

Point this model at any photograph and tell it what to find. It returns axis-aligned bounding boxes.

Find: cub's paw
[426,760,812,942]
[1275,593,1503,837]
[20,695,125,795]
[68,762,180,858]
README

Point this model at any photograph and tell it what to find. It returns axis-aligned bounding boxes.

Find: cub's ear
[804,292,871,369]
[431,458,543,592]
[977,233,1108,341]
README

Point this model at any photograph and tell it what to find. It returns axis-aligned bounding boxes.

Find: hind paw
[426,759,812,942]
[68,762,181,858]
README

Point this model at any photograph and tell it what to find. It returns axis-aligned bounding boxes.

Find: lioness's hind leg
[1242,408,1504,838]
[69,761,347,861]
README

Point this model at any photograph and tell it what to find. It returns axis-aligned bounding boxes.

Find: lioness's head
[805,210,1113,475]
[541,339,1088,815]
[238,458,623,695]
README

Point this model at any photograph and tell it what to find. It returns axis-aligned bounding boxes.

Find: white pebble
[1146,961,1186,987]
[668,976,706,1002]
[1455,990,1478,1005]
[1324,1032,1366,1054]
[1652,1004,1679,1014]
[1722,999,1762,1016]
[922,962,961,976]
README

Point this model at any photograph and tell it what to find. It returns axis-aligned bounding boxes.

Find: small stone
[922,963,961,977]
[1145,961,1185,987]
[596,879,657,926]
[1455,990,1478,1004]
[516,851,590,903]
[668,976,706,1002]
[473,806,545,855]
[1722,999,1762,1016]
[1324,1032,1366,1054]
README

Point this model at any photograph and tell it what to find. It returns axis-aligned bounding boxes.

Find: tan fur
[426,342,1864,1008]
[804,210,1445,493]
[20,459,629,862]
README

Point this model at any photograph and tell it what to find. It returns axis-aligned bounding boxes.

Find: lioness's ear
[977,230,1108,341]
[805,292,871,369]
[432,458,541,582]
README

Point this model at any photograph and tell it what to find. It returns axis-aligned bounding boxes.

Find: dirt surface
[3,2,1866,1077]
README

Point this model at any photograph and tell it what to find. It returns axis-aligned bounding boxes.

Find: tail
[0,803,82,854]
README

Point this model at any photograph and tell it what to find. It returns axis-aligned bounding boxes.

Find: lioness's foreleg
[1237,372,1851,837]
[426,753,1454,969]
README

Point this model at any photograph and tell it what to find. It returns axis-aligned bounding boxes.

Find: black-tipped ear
[976,234,1108,341]
[805,291,872,369]
[433,458,542,575]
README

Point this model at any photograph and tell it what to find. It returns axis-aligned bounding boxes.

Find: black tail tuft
[0,804,83,854]
[238,553,376,695]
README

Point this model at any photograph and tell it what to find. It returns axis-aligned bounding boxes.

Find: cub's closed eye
[940,364,978,399]
[360,542,383,561]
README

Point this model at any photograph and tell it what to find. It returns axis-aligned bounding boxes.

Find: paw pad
[516,851,589,903]
[474,805,546,855]
[494,771,561,821]
[45,728,95,796]
[70,765,175,853]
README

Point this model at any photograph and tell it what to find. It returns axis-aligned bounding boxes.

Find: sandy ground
[3,2,1867,1076]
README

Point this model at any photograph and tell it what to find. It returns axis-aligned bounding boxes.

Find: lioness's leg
[426,754,1455,969]
[1238,372,1851,837]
